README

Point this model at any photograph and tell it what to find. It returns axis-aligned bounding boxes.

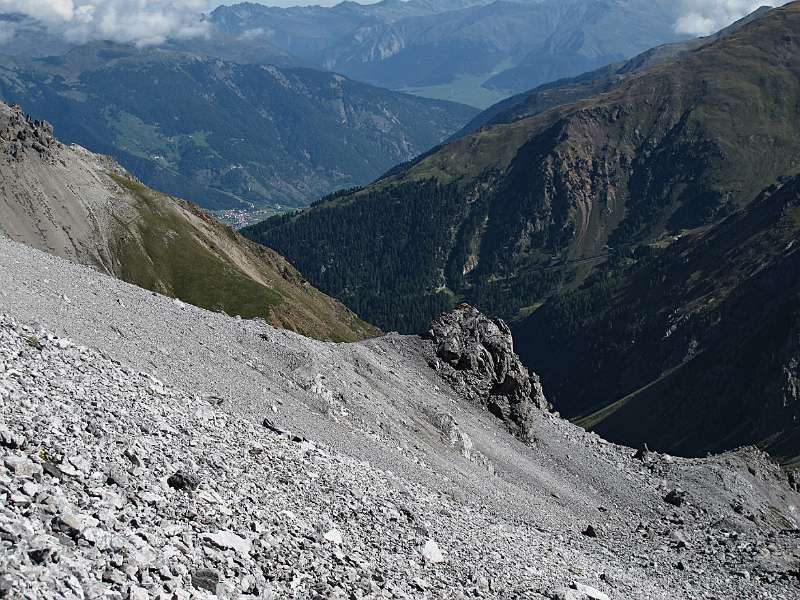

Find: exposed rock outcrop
[0,103,58,161]
[425,304,551,442]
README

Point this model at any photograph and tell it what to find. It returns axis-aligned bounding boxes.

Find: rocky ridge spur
[425,304,551,442]
[0,104,58,162]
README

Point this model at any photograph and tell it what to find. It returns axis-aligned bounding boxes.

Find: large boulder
[424,304,551,441]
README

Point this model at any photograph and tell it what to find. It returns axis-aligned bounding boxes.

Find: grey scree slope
[0,235,799,599]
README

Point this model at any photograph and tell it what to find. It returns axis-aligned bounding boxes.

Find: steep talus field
[0,45,476,211]
[1,238,799,598]
[244,2,800,335]
[514,174,800,465]
[0,102,376,342]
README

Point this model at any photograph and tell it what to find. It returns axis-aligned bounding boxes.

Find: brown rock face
[425,304,551,441]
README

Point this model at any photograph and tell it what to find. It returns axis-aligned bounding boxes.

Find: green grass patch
[110,174,283,319]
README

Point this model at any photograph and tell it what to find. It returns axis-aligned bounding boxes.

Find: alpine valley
[0,3,799,600]
[244,2,800,462]
[0,45,476,214]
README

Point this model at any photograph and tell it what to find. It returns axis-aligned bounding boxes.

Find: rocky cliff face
[425,304,551,442]
[0,104,58,160]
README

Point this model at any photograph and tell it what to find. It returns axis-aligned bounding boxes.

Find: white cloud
[0,20,16,43]
[674,1,789,36]
[0,0,213,46]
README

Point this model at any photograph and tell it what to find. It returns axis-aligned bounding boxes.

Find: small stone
[203,530,251,555]
[192,569,220,594]
[28,547,56,565]
[167,471,200,491]
[664,489,687,507]
[4,455,42,478]
[582,525,598,538]
[569,582,610,600]
[0,428,24,449]
[42,462,66,480]
[324,528,343,545]
[106,467,130,488]
[632,444,650,461]
[128,585,150,600]
[669,529,690,548]
[422,539,444,563]
[412,577,428,591]
[52,513,99,538]
[103,568,127,586]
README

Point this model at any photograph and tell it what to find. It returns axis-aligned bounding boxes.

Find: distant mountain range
[0,1,690,109]
[0,45,476,212]
[243,3,800,461]
[0,101,377,342]
[207,0,689,106]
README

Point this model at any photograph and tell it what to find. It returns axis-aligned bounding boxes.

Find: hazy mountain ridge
[0,101,377,342]
[0,44,476,212]
[454,5,776,138]
[208,0,687,104]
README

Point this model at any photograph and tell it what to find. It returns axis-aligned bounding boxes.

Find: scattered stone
[570,581,611,600]
[128,585,150,600]
[422,539,444,563]
[262,418,287,436]
[202,531,251,555]
[323,528,343,545]
[28,547,56,565]
[167,471,200,491]
[664,489,687,507]
[0,293,796,600]
[106,466,130,487]
[52,513,99,538]
[192,569,220,594]
[633,444,650,461]
[41,461,65,480]
[0,428,24,449]
[4,455,42,478]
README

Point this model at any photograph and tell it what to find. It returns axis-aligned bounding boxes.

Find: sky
[0,0,790,46]
[674,1,788,36]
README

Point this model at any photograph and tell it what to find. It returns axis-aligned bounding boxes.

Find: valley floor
[0,237,799,599]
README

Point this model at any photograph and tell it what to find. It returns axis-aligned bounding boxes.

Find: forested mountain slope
[515,174,800,465]
[244,2,800,335]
